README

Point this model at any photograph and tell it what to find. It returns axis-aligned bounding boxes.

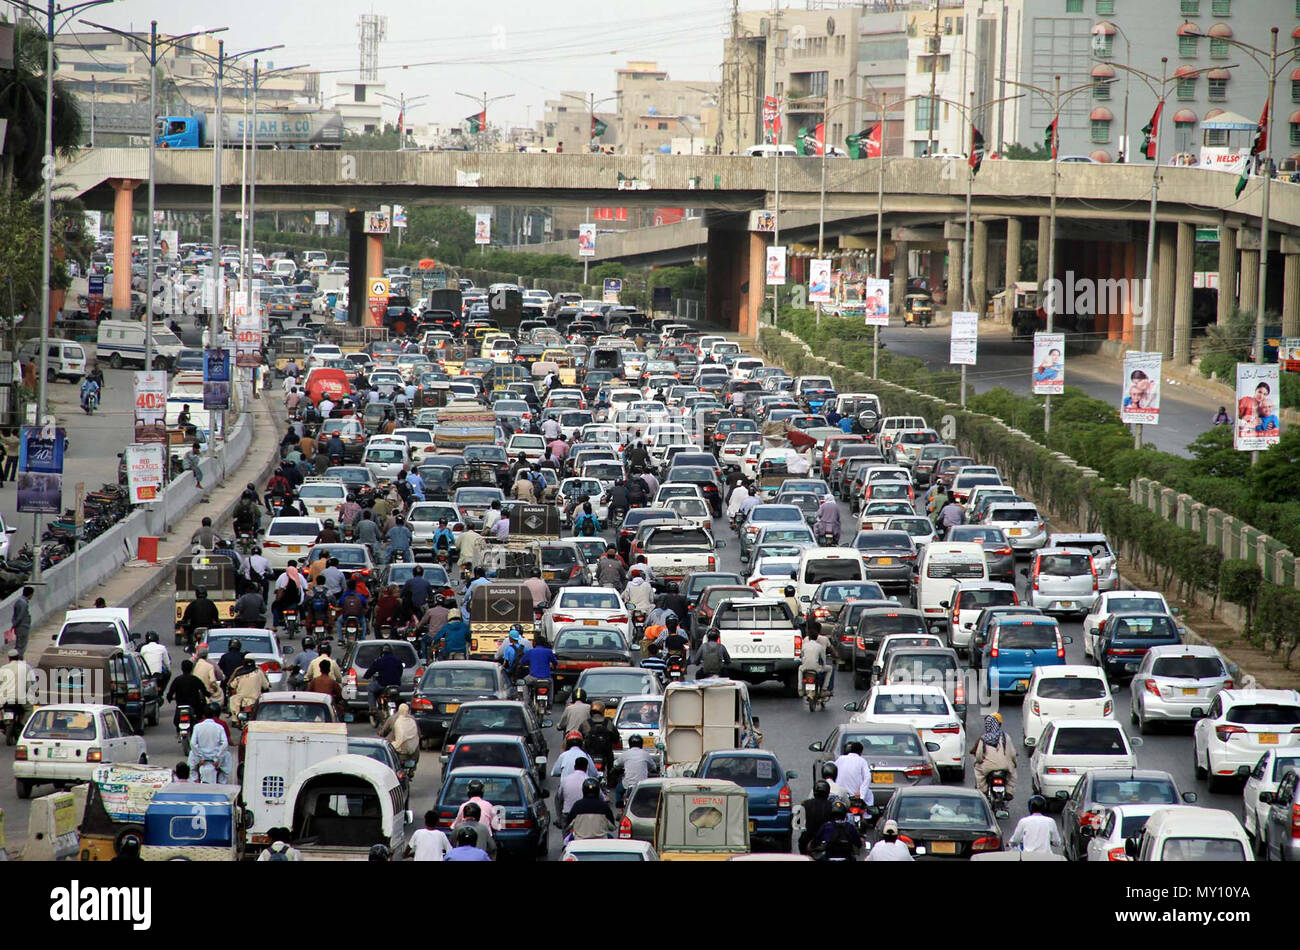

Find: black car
[434,766,551,859]
[411,662,515,741]
[853,607,927,688]
[681,571,744,615]
[946,525,1015,584]
[1060,768,1195,862]
[440,732,545,788]
[851,530,918,592]
[807,580,887,630]
[538,541,593,594]
[441,700,551,766]
[1094,611,1184,681]
[663,465,724,516]
[339,639,422,713]
[552,624,635,694]
[828,599,906,670]
[617,509,682,561]
[877,787,1003,860]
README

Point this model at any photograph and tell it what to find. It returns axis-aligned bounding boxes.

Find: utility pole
[455,90,514,150]
[926,0,941,156]
[209,39,224,460]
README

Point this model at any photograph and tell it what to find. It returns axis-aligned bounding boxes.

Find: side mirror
[1129,736,1143,748]
[789,571,798,580]
[800,595,811,603]
[404,809,414,825]
[1061,635,1073,645]
[938,601,949,610]
[1078,824,1096,839]
[924,741,941,752]
[1235,764,1252,777]
[1258,791,1276,805]
[1124,837,1139,859]
[1182,791,1198,804]
[343,713,355,723]
[1189,708,1205,720]
[1169,606,1181,616]
[535,755,547,766]
[786,770,799,781]
[1024,736,1037,749]
[683,768,696,778]
[808,740,824,752]
[751,716,760,727]
[1055,789,1069,800]
[1019,569,1029,578]
[843,701,860,712]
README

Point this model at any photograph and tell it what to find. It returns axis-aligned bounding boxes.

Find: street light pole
[454,90,514,150]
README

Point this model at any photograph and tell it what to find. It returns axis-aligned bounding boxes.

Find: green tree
[0,20,84,195]
[342,122,403,151]
[0,187,44,315]
[1185,425,1251,481]
[1003,141,1051,162]
[404,205,476,264]
[1251,428,1300,499]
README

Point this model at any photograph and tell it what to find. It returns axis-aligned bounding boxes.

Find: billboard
[17,424,65,514]
[124,443,167,504]
[133,370,167,426]
[475,213,492,245]
[234,312,261,368]
[367,276,390,326]
[1120,351,1162,425]
[203,348,231,410]
[160,229,178,260]
[602,278,622,304]
[765,246,786,286]
[314,210,330,227]
[1032,332,1065,395]
[577,223,596,257]
[364,210,391,234]
[1234,363,1282,452]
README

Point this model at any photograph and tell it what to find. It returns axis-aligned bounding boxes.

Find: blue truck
[156,111,344,149]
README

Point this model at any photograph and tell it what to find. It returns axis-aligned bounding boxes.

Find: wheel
[853,672,867,690]
[783,672,800,698]
[132,716,144,735]
[807,693,818,712]
[147,703,159,727]
[16,778,32,799]
[1193,745,1208,780]
[138,752,148,765]
[113,824,145,854]
[1206,772,1228,793]
[109,352,123,369]
[181,733,191,756]
[47,368,56,382]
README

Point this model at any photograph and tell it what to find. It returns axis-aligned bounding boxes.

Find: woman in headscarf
[971,712,1017,804]
[380,702,421,766]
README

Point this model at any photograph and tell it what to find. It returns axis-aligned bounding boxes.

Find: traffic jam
[6,286,1297,864]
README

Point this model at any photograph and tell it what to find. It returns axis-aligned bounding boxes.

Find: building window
[916,97,937,131]
[1177,77,1197,100]
[834,34,846,55]
[1208,77,1228,100]
[354,84,366,102]
[1292,123,1300,146]
[1093,78,1111,100]
[1174,120,1196,151]
[956,16,963,34]
[1096,0,1114,13]
[1209,37,1228,58]
[1179,36,1198,57]
[775,82,784,97]
[1211,0,1230,13]
[1095,35,1114,57]
[1205,128,1228,146]
[943,16,954,34]
[1293,79,1300,102]
[1065,0,1083,10]
[917,54,951,73]
[1090,119,1111,143]
[1181,0,1199,12]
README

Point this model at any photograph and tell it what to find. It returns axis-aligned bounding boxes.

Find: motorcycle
[234,529,256,556]
[372,684,400,729]
[285,665,306,691]
[82,390,99,415]
[341,615,362,643]
[3,702,25,745]
[986,769,1011,819]
[665,654,687,683]
[176,704,194,755]
[282,607,300,641]
[848,797,882,834]
[631,609,647,643]
[817,527,840,547]
[802,669,828,712]
[530,679,551,718]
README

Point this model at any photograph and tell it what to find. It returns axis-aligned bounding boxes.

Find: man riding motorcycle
[814,494,841,545]
[799,625,833,697]
[178,586,222,650]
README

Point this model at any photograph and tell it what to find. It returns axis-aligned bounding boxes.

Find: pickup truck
[707,597,802,694]
[634,524,720,584]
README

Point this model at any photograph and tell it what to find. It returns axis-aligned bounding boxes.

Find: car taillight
[904,764,933,778]
[552,614,574,624]
[1031,700,1040,716]
[1031,562,1040,591]
[412,697,433,710]
[856,636,867,650]
[1045,767,1074,775]
[618,815,632,838]
[990,643,999,658]
[1144,679,1161,697]
[1103,700,1113,717]
[1089,556,1098,592]
[993,547,1012,556]
[259,660,281,674]
[898,834,915,849]
[931,722,962,734]
[708,556,716,569]
[346,668,357,687]
[263,541,281,548]
[971,836,1001,853]
[86,747,103,762]
[778,785,791,809]
[793,635,802,654]
[1056,638,1065,660]
[1107,847,1129,861]
[1080,810,1098,828]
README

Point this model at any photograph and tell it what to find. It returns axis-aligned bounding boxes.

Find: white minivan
[96,319,184,370]
[911,542,989,638]
[16,337,88,381]
[795,547,868,606]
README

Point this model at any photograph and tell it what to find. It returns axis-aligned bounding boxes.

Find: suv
[1093,611,1183,682]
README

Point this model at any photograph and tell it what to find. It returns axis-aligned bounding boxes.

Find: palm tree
[0,20,84,196]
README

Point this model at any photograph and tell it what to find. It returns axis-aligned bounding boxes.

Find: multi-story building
[614,61,719,155]
[539,91,618,152]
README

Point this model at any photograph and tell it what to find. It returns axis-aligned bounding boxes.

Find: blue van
[982,615,1072,694]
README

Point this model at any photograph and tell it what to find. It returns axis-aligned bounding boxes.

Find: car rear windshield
[556,630,625,651]
[1225,704,1300,726]
[298,485,344,499]
[617,701,662,729]
[629,785,662,818]
[859,613,926,636]
[366,448,404,462]
[1111,617,1179,641]
[1109,597,1165,613]
[24,708,98,740]
[949,528,1005,544]
[855,532,913,551]
[541,547,581,568]
[893,794,990,825]
[310,547,367,567]
[1037,677,1107,700]
[450,743,527,771]
[752,507,802,523]
[886,653,958,680]
[269,521,318,536]
[804,559,864,584]
[443,775,523,806]
[871,693,949,716]
[58,622,119,646]
[257,702,332,723]
[716,604,795,630]
[1272,755,1300,780]
[990,507,1039,522]
[1091,778,1178,804]
[1038,554,1091,575]
[409,506,458,523]
[1160,839,1246,861]
[580,672,654,695]
[926,559,985,580]
[453,706,526,732]
[643,529,711,551]
[1051,727,1127,755]
[701,755,782,788]
[354,643,418,669]
[996,624,1058,649]
[559,591,621,610]
[702,589,757,610]
[818,582,883,603]
[957,589,1017,609]
[207,633,274,655]
[421,668,497,691]
[852,731,923,756]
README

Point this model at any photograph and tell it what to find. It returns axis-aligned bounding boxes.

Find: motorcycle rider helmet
[144,630,159,644]
[664,613,679,630]
[565,730,584,747]
[228,638,242,652]
[454,826,479,847]
[581,777,601,798]
[367,844,391,862]
[319,643,332,655]
[324,519,335,529]
[830,800,849,820]
[467,779,485,799]
[572,688,588,704]
[1027,794,1047,815]
[207,701,223,718]
[381,643,392,655]
[783,585,796,597]
[302,636,316,650]
[195,586,208,598]
[821,761,839,780]
[395,515,405,524]
[812,780,831,799]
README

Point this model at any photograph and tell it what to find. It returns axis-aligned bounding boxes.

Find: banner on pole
[809,259,832,303]
[949,311,979,366]
[1032,332,1065,395]
[1120,351,1162,425]
[133,370,167,426]
[1233,362,1281,451]
[235,311,261,368]
[314,210,330,227]
[364,210,391,234]
[17,424,65,514]
[863,278,890,327]
[765,246,786,286]
[203,348,231,410]
[577,223,596,257]
[87,274,105,321]
[124,443,167,504]
[602,278,622,304]
[475,213,492,245]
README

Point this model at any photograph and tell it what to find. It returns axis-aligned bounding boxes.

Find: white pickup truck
[636,524,721,584]
[706,597,802,694]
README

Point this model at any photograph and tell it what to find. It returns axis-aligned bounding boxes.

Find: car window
[449,742,527,771]
[206,633,275,655]
[58,622,121,646]
[1037,554,1091,575]
[1159,838,1246,861]
[616,701,662,729]
[1272,755,1300,781]
[257,701,332,723]
[804,559,864,585]
[1111,617,1179,641]
[995,624,1058,650]
[354,643,419,669]
[853,731,923,756]
[1036,677,1107,700]
[1090,778,1177,805]
[1150,655,1224,678]
[25,708,98,740]
[558,591,621,611]
[1225,704,1300,726]
[442,775,524,806]
[871,692,949,716]
[1050,727,1127,755]
[555,630,626,651]
[422,668,497,691]
[926,559,985,580]
[702,755,781,787]
[716,604,795,630]
[579,672,654,695]
[894,794,991,824]
[957,589,1017,609]
[1106,597,1165,614]
[453,706,526,731]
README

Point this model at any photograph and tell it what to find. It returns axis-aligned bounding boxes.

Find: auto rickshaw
[141,783,245,861]
[174,553,239,644]
[272,335,307,373]
[451,462,500,490]
[488,362,530,395]
[475,544,538,582]
[653,779,751,861]
[467,581,536,661]
[435,343,471,376]
[903,292,934,327]
[77,764,176,860]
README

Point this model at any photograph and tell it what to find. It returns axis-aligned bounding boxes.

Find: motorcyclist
[227,652,271,718]
[263,470,293,513]
[811,800,862,860]
[798,780,837,855]
[821,761,851,805]
[187,702,234,783]
[521,569,550,612]
[291,636,319,683]
[691,629,730,678]
[726,482,751,524]
[522,634,557,707]
[378,702,421,768]
[455,778,504,831]
[431,519,457,561]
[306,642,343,685]
[1008,795,1063,854]
[622,571,654,615]
[611,734,658,809]
[336,579,369,640]
[814,494,841,544]
[190,516,219,551]
[179,586,221,650]
[231,587,266,626]
[0,649,36,715]
[363,643,404,714]
[556,687,592,738]
[783,584,801,622]
[431,609,470,660]
[584,702,620,774]
[799,624,833,696]
[565,777,616,840]
[233,492,263,536]
[626,440,650,471]
[316,519,341,545]
[139,630,171,693]
[661,614,691,666]
[972,713,1017,805]
[864,819,914,862]
[79,375,101,413]
[606,481,630,523]
[595,545,628,588]
[572,503,601,537]
[938,496,966,535]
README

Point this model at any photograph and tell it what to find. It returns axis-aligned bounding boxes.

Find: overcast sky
[91,0,746,126]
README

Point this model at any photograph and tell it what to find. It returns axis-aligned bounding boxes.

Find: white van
[795,547,868,605]
[272,258,297,278]
[743,144,799,158]
[911,542,989,637]
[1126,806,1252,862]
[96,320,184,370]
[16,337,88,381]
[877,416,929,451]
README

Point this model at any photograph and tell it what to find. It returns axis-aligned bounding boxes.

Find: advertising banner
[314,210,330,227]
[949,311,979,366]
[1032,332,1066,395]
[863,278,890,328]
[234,311,261,368]
[750,210,776,233]
[809,259,832,303]
[364,210,391,234]
[765,245,786,286]
[133,370,167,426]
[84,210,102,242]
[475,212,492,245]
[87,274,105,321]
[1234,363,1282,452]
[577,223,596,257]
[367,276,390,327]
[202,348,231,410]
[160,229,178,260]
[17,424,65,514]
[124,443,167,504]
[602,278,622,304]
[392,204,407,229]
[1120,351,1162,425]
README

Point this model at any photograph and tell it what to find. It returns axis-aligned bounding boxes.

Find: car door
[812,727,841,777]
[1061,773,1089,859]
[1265,768,1298,858]
[1031,722,1055,783]
[99,710,125,762]
[1195,695,1221,760]
[1243,753,1269,836]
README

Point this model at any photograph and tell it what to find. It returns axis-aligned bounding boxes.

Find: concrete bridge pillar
[1005,217,1023,296]
[705,226,761,336]
[892,241,909,316]
[1217,226,1237,325]
[1238,228,1260,319]
[1155,223,1176,359]
[946,237,963,310]
[1036,215,1050,287]
[109,178,141,319]
[745,232,766,337]
[1108,241,1125,339]
[1173,221,1195,365]
[972,220,989,317]
[1282,240,1300,338]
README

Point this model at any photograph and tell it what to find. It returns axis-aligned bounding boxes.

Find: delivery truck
[157,110,344,149]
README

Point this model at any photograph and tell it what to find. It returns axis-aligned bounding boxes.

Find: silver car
[1049,533,1119,592]
[1025,547,1097,616]
[1256,767,1300,861]
[982,502,1048,552]
[1129,644,1233,732]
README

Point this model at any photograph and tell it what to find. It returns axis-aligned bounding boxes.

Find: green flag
[1235,158,1251,198]
[796,127,810,156]
[465,110,486,134]
[592,117,608,138]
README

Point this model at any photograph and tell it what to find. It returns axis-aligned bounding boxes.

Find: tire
[181,733,191,756]
[807,693,817,712]
[139,752,148,765]
[147,703,159,727]
[1193,746,1208,780]
[783,672,800,699]
[132,716,144,735]
[109,352,123,369]
[47,368,56,383]
[113,824,145,854]
[16,778,32,799]
[853,672,867,690]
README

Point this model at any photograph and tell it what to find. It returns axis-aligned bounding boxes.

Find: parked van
[911,542,988,637]
[16,337,88,381]
[272,258,297,278]
[96,320,184,370]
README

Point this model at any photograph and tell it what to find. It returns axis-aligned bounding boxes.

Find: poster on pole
[235,311,262,368]
[367,276,390,327]
[17,424,65,514]
[364,210,391,234]
[392,204,407,229]
[1233,362,1282,451]
[84,210,102,242]
[1031,332,1065,395]
[133,370,167,426]
[577,223,596,257]
[203,348,231,410]
[87,274,105,321]
[314,210,330,227]
[160,229,178,260]
[124,443,166,504]
[1120,351,1162,425]
[765,245,786,286]
[809,259,832,303]
[863,277,890,327]
[475,213,493,245]
[602,278,622,304]
[949,311,979,366]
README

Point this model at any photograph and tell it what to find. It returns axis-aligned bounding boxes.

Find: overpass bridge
[61,148,1300,353]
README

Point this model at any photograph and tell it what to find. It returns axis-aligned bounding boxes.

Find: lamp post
[378,91,428,150]
[1005,75,1098,435]
[80,20,227,371]
[1096,20,1132,163]
[454,90,514,150]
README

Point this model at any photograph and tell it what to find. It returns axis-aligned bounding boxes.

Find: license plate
[583,619,600,626]
[544,571,556,580]
[2,710,13,721]
[1182,687,1199,696]
[747,664,766,673]
[1008,528,1024,536]
[872,771,894,784]
[50,748,71,759]
[877,557,893,566]
[444,703,460,714]
[289,546,302,554]
[1259,733,1278,744]
[930,840,956,855]
[1059,601,1074,608]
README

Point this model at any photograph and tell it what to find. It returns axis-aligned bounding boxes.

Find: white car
[14,704,148,798]
[1129,644,1233,732]
[1083,590,1173,659]
[652,483,706,508]
[543,587,633,642]
[1022,665,1114,747]
[579,424,620,446]
[557,478,609,526]
[1241,747,1300,841]
[260,516,323,571]
[663,496,712,532]
[1193,688,1300,791]
[1085,804,1168,862]
[850,684,966,780]
[393,427,437,462]
[308,343,343,367]
[613,695,664,767]
[885,516,936,553]
[1127,806,1253,862]
[1029,719,1142,803]
[362,440,408,482]
[506,432,547,463]
[1048,533,1119,592]
[747,556,802,599]
[406,501,466,554]
[296,477,348,524]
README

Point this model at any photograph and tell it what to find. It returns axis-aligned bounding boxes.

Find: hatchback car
[1029,719,1142,804]
[1083,590,1173,660]
[850,607,927,686]
[740,505,806,563]
[574,667,662,714]
[340,640,422,713]
[847,684,966,780]
[879,647,966,723]
[14,704,147,798]
[948,582,1019,654]
[440,733,546,787]
[945,525,1015,585]
[1022,665,1114,747]
[617,777,666,843]
[851,530,916,592]
[874,787,1001,860]
[434,766,551,858]
[1243,749,1300,846]
[1094,611,1183,682]
[1024,548,1098,616]
[694,749,797,852]
[1193,688,1300,791]
[981,615,1070,695]
[1129,644,1232,733]
[1048,532,1119,592]
[411,664,516,741]
[1060,767,1193,861]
